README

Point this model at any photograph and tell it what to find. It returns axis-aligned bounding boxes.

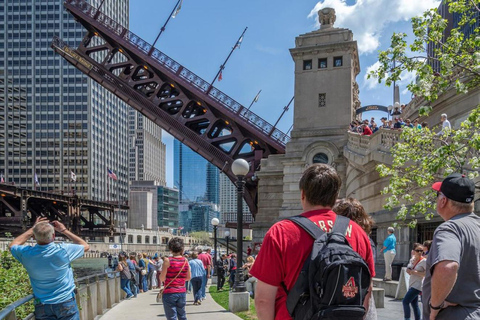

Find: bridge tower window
[303,60,312,70]
[312,152,329,164]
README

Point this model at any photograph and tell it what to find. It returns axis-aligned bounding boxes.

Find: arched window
[145,236,150,244]
[312,152,329,164]
[137,235,142,243]
[153,236,157,244]
[128,235,133,243]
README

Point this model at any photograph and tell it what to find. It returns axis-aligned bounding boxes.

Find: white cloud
[309,0,440,54]
[363,61,383,90]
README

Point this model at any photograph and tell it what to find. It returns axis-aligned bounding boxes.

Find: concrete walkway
[98,288,241,320]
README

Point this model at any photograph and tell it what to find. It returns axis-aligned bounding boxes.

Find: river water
[72,257,110,278]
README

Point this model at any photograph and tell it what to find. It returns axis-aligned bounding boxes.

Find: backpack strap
[332,215,351,235]
[287,215,325,240]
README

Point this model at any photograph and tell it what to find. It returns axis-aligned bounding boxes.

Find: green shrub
[0,250,34,319]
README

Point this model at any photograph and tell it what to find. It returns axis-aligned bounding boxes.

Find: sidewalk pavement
[98,288,241,320]
[99,288,408,320]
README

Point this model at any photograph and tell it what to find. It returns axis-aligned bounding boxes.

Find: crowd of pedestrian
[349,116,430,136]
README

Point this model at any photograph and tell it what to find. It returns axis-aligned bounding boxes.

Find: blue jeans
[191,277,203,303]
[402,287,421,320]
[142,275,148,292]
[120,278,133,298]
[201,273,207,298]
[34,297,80,320]
[162,292,187,320]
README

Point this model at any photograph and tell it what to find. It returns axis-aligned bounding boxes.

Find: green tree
[370,0,480,225]
[190,231,212,245]
[370,0,480,103]
[0,250,34,318]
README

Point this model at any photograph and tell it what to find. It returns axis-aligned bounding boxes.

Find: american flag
[107,168,118,180]
[0,174,4,183]
[178,226,184,231]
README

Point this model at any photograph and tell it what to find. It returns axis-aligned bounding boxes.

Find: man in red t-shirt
[197,248,212,300]
[250,164,375,320]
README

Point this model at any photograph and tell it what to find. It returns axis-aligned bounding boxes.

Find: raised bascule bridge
[51,0,290,221]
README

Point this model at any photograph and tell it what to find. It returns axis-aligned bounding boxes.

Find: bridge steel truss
[0,184,126,237]
[51,0,290,216]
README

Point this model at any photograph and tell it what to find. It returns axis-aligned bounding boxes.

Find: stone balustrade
[345,129,402,166]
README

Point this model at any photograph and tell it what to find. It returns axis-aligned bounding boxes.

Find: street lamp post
[231,158,249,293]
[225,231,230,255]
[211,217,219,269]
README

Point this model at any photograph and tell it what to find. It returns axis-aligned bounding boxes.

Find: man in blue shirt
[381,226,397,281]
[9,217,89,320]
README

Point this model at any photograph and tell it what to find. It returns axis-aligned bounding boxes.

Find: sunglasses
[414,249,424,253]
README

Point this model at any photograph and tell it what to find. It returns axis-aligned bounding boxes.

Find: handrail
[0,294,34,320]
[0,270,120,320]
[64,0,290,147]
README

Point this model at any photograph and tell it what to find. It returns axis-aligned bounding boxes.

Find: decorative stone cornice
[291,128,347,138]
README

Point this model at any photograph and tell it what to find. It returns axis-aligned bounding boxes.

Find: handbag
[156,258,188,303]
[120,262,131,280]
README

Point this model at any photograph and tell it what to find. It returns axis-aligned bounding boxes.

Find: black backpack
[283,215,371,320]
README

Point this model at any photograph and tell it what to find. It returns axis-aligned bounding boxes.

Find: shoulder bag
[156,258,188,303]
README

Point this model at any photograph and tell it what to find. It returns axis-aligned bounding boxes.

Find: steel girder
[52,0,291,217]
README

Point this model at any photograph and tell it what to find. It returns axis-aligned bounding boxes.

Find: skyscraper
[128,110,166,185]
[0,1,129,219]
[174,139,219,204]
[219,173,252,224]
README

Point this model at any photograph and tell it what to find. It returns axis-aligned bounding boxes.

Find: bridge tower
[253,8,360,241]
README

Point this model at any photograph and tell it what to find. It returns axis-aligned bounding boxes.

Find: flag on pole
[178,226,184,231]
[233,35,244,50]
[171,0,183,18]
[218,71,223,81]
[71,171,77,182]
[254,90,261,103]
[0,174,4,183]
[107,168,118,180]
[34,173,40,186]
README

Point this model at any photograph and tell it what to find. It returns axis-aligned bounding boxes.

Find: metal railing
[0,270,122,320]
[64,0,290,147]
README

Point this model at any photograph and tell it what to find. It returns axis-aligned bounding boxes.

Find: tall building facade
[179,202,220,233]
[128,110,166,185]
[0,1,130,216]
[157,185,179,228]
[173,139,219,204]
[219,173,253,224]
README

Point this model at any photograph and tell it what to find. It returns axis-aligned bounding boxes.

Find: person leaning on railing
[8,217,89,320]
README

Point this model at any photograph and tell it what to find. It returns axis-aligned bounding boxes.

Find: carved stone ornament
[319,8,336,29]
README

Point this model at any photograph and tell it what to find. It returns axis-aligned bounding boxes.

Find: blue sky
[129,0,440,187]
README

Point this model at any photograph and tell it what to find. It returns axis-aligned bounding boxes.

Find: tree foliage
[370,0,480,225]
[190,231,212,245]
[377,106,480,226]
[0,250,34,318]
[370,0,480,103]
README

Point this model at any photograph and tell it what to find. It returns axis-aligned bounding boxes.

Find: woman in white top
[402,243,426,320]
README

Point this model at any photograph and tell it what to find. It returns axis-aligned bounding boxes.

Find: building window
[128,235,133,243]
[318,58,327,69]
[318,93,326,108]
[153,236,157,244]
[313,153,329,164]
[137,235,142,243]
[303,59,312,70]
[145,236,150,244]
[334,56,343,67]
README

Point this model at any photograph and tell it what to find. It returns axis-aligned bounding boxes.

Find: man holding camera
[9,217,89,320]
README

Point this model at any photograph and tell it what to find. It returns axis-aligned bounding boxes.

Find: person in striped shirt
[160,237,191,320]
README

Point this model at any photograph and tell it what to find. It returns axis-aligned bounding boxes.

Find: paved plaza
[99,285,407,320]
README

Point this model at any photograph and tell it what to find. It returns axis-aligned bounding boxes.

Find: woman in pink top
[160,237,191,320]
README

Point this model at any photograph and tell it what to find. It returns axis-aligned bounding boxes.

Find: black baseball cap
[432,173,475,203]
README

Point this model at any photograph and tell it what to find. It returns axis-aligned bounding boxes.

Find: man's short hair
[449,198,474,213]
[441,113,447,118]
[387,227,395,233]
[299,164,341,207]
[33,222,54,244]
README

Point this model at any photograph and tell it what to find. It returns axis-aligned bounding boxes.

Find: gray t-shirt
[423,213,480,320]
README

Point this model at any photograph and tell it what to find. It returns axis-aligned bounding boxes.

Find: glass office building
[0,1,130,223]
[173,139,219,204]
